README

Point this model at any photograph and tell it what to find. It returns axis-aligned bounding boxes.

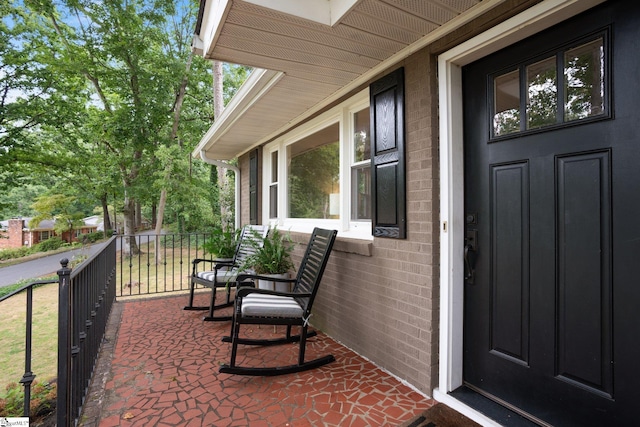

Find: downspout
[199,150,241,230]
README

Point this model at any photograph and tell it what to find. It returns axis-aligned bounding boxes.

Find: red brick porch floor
[79,292,435,427]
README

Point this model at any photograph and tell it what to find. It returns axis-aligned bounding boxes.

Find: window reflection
[527,57,557,130]
[288,124,340,219]
[493,70,520,136]
[565,38,604,121]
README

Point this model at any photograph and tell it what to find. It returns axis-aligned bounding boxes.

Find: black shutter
[249,149,258,224]
[370,67,406,238]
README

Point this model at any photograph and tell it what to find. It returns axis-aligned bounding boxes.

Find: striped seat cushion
[197,269,239,285]
[241,294,304,318]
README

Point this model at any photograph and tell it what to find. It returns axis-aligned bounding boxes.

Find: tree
[29,193,84,243]
[9,0,213,255]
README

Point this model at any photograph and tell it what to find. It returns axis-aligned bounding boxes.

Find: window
[263,90,371,237]
[492,34,607,138]
[351,108,371,221]
[269,151,278,219]
[39,231,50,241]
[288,124,340,219]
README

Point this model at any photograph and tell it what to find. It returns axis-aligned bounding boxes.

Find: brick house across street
[0,217,99,250]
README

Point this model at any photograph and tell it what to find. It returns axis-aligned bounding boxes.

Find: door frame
[434,0,605,424]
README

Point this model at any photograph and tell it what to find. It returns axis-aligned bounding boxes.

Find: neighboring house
[192,1,638,425]
[0,217,99,250]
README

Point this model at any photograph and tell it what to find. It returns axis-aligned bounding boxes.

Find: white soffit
[194,0,502,160]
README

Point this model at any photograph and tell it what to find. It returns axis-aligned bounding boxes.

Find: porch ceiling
[193,0,494,160]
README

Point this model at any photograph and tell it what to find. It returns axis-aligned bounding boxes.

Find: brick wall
[312,49,439,395]
[236,48,440,395]
[0,219,28,250]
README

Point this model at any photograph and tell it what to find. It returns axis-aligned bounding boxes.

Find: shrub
[0,380,56,417]
[0,247,33,261]
[34,237,65,252]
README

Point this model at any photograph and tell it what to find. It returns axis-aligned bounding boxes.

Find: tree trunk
[101,193,112,232]
[123,194,140,256]
[135,201,142,230]
[153,52,193,264]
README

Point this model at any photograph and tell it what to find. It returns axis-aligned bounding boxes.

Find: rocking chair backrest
[292,228,337,315]
[235,225,268,268]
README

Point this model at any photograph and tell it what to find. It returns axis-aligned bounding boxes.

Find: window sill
[289,231,373,257]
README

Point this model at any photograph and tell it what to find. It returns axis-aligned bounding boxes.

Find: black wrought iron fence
[57,237,116,427]
[115,233,211,298]
[0,237,116,426]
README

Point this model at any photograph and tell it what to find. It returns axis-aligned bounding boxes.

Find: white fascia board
[192,68,284,159]
[201,0,232,59]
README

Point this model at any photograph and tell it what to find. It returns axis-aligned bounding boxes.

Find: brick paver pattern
[82,292,434,426]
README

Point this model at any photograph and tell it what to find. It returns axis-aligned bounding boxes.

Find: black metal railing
[0,278,57,417]
[57,237,116,427]
[115,233,211,298]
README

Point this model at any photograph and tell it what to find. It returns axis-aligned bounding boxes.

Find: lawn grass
[0,282,59,391]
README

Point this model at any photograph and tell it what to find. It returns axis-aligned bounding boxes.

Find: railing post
[57,258,72,427]
[19,286,35,417]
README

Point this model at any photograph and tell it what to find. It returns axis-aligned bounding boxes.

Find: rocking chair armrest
[236,273,296,283]
[236,287,311,299]
[192,258,214,265]
[191,258,234,267]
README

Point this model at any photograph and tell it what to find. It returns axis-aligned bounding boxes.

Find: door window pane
[288,124,340,219]
[564,38,604,121]
[527,57,557,130]
[493,70,521,136]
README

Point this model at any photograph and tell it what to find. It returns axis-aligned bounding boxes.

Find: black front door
[462,1,640,425]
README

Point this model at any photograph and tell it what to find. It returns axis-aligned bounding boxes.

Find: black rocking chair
[183,224,268,321]
[219,227,338,376]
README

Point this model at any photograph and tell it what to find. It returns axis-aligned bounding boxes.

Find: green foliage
[289,141,340,219]
[245,227,294,275]
[1,0,248,234]
[78,231,105,244]
[33,236,65,252]
[0,246,32,261]
[0,380,57,418]
[202,227,239,259]
[29,194,85,242]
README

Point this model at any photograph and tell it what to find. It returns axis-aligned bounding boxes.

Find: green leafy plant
[202,227,239,259]
[246,227,295,275]
[0,380,56,418]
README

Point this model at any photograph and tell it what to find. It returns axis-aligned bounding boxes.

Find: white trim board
[435,0,606,425]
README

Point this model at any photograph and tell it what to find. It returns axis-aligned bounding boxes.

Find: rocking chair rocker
[220,227,338,376]
[183,224,268,321]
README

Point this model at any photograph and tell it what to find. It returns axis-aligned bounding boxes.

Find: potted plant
[247,226,295,291]
[202,226,239,261]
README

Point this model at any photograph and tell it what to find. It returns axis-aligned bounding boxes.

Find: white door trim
[435,0,605,425]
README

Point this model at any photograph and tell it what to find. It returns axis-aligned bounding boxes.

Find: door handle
[465,230,477,284]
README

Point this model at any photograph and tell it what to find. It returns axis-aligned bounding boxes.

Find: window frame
[262,89,372,239]
[489,30,610,142]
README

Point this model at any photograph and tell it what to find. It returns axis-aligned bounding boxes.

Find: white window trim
[435,0,606,425]
[262,89,372,239]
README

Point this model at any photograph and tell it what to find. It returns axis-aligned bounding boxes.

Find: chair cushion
[197,269,238,284]
[241,294,304,318]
